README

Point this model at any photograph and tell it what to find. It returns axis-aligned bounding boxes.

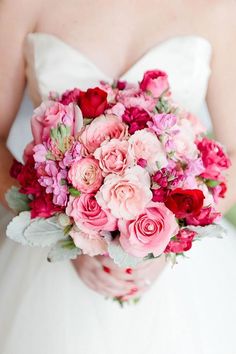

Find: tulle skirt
[0,203,236,354]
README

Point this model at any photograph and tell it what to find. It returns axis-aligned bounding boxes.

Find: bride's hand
[72,254,166,301]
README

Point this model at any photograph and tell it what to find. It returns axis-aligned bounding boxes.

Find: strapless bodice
[24,33,212,113]
[7,33,213,161]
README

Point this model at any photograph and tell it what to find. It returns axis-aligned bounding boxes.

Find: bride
[0,1,236,353]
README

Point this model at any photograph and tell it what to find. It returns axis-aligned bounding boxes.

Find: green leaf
[205,179,220,188]
[69,187,81,197]
[47,238,81,262]
[5,186,30,213]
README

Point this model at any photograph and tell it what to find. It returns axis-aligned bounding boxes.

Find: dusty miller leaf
[5,186,30,213]
[6,211,31,245]
[24,216,65,247]
[47,239,82,262]
[108,240,142,268]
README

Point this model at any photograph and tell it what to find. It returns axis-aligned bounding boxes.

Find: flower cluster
[8,69,231,263]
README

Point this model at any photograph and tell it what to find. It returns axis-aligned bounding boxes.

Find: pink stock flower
[165,228,196,254]
[186,206,221,226]
[70,228,108,256]
[66,194,117,233]
[140,70,169,98]
[31,101,83,144]
[119,201,179,258]
[94,139,133,176]
[122,107,152,134]
[96,166,152,220]
[68,157,103,193]
[148,113,177,135]
[197,137,231,180]
[128,129,168,173]
[79,114,128,154]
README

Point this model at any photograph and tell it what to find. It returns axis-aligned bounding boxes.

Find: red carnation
[165,229,196,254]
[16,158,42,196]
[10,159,23,179]
[78,87,107,118]
[122,107,152,134]
[30,193,63,219]
[165,188,205,219]
[59,88,81,105]
[186,206,221,226]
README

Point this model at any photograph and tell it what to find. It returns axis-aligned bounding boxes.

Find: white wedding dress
[0,33,236,354]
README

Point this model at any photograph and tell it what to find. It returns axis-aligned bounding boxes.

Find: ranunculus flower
[140,70,169,98]
[96,166,152,220]
[66,194,117,233]
[122,107,152,134]
[186,206,221,226]
[165,228,196,254]
[128,129,168,174]
[59,88,81,105]
[173,119,198,160]
[79,114,128,154]
[17,158,42,196]
[94,139,133,176]
[197,137,231,180]
[30,193,62,219]
[165,188,205,219]
[68,157,103,193]
[70,228,108,256]
[78,87,107,118]
[31,101,83,144]
[119,201,179,257]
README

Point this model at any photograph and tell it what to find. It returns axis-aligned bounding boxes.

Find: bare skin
[0,0,236,299]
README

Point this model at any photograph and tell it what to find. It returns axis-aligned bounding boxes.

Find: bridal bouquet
[6,70,230,270]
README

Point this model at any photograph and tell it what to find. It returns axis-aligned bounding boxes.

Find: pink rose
[164,228,196,254]
[96,166,152,220]
[119,201,179,257]
[68,157,103,193]
[140,70,169,98]
[70,228,108,256]
[79,114,128,154]
[66,194,117,233]
[94,139,133,176]
[31,101,83,144]
[128,129,168,173]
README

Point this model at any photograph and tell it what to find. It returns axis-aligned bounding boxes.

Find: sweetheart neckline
[26,32,212,82]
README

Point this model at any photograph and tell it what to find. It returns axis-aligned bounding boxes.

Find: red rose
[122,107,152,134]
[59,88,81,105]
[10,159,23,179]
[30,193,62,219]
[186,206,221,226]
[78,87,108,118]
[139,70,169,98]
[165,228,196,254]
[17,158,42,196]
[165,188,204,219]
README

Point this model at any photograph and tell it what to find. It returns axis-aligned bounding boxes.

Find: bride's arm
[0,0,39,208]
[206,7,236,215]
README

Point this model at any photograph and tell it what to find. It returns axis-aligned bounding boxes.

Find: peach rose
[128,129,168,173]
[70,228,108,257]
[119,201,179,257]
[94,139,133,176]
[31,101,83,144]
[68,157,103,193]
[79,114,128,154]
[96,166,152,220]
